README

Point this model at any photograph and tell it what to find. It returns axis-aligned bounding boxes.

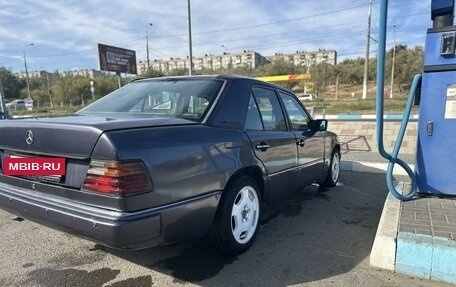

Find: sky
[0,0,431,74]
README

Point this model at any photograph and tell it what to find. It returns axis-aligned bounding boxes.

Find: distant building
[137,58,188,75]
[138,50,269,75]
[13,49,338,79]
[14,69,103,79]
[138,49,336,75]
[58,69,103,78]
[266,49,337,67]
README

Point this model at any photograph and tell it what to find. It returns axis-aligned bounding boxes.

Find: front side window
[279,92,310,131]
[78,79,223,122]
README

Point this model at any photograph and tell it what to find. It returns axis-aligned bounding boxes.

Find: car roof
[132,74,250,82]
[131,74,293,94]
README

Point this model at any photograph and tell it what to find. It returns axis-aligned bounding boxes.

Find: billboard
[98,43,137,74]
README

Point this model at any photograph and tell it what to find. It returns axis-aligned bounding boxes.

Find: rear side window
[245,94,263,130]
[251,87,286,131]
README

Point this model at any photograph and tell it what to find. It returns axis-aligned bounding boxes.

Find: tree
[309,63,334,96]
[51,75,119,107]
[255,59,304,77]
[92,76,118,101]
[167,68,188,76]
[0,67,25,100]
[336,58,365,85]
[142,69,164,78]
[394,45,423,91]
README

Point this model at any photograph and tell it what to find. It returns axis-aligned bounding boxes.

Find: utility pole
[47,71,53,109]
[389,24,396,99]
[336,73,341,100]
[362,0,372,100]
[40,67,53,109]
[146,23,153,70]
[187,0,193,76]
[23,43,34,100]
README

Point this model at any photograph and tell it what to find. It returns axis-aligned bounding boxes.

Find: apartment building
[138,50,269,75]
[266,49,337,67]
[15,69,103,79]
[138,49,336,75]
[13,49,337,78]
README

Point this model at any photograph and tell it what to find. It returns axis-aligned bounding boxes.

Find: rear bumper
[0,181,221,249]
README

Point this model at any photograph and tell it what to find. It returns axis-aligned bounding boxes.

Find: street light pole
[187,0,193,76]
[221,45,231,72]
[146,23,153,70]
[23,43,34,100]
[389,24,396,99]
[221,45,228,54]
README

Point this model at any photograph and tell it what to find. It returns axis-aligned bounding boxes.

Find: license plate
[3,156,66,176]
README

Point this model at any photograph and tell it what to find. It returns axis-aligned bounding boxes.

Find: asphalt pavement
[0,171,453,287]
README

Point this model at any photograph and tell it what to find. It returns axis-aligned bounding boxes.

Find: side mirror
[311,119,327,132]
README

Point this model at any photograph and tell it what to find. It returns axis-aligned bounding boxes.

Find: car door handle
[255,142,270,151]
[297,139,305,147]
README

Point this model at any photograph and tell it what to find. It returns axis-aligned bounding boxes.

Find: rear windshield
[78,79,224,122]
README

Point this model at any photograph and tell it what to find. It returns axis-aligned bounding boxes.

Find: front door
[278,92,325,186]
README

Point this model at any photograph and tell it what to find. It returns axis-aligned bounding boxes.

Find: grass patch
[305,98,419,115]
[305,83,419,114]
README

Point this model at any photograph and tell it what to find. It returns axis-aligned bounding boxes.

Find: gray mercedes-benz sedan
[0,75,340,254]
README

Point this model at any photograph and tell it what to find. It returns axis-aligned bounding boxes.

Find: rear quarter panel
[94,125,261,208]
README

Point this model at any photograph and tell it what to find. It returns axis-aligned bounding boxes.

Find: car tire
[209,176,261,255]
[323,149,340,187]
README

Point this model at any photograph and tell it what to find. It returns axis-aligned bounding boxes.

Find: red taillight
[82,160,153,195]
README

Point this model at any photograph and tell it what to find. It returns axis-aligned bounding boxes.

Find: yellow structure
[255,74,313,94]
[255,74,311,83]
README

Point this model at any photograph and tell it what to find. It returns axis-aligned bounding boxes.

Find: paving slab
[347,149,456,285]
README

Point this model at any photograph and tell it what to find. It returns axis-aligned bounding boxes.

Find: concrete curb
[396,232,456,284]
[370,191,402,271]
[322,114,419,120]
[340,160,415,176]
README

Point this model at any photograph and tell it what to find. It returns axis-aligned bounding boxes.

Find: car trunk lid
[0,114,196,158]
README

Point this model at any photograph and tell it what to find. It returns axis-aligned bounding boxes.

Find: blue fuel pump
[376,0,456,200]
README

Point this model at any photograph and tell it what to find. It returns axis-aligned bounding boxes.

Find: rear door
[244,86,298,203]
[278,92,325,186]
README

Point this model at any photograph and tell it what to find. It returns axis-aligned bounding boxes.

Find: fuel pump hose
[376,0,418,200]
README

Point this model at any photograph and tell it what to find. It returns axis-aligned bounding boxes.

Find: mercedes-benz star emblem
[25,130,34,145]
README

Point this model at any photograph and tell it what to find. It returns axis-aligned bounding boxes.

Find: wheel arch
[333,143,341,155]
[325,138,341,167]
[327,143,341,169]
[224,165,267,203]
